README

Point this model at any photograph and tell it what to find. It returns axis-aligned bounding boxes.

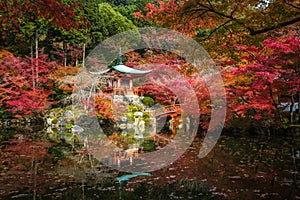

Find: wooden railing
[153,104,181,117]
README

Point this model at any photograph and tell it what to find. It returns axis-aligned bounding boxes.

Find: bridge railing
[153,104,181,117]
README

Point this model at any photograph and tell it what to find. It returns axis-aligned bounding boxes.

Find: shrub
[142,97,154,107]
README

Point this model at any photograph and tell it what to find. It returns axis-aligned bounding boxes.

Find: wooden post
[129,79,133,90]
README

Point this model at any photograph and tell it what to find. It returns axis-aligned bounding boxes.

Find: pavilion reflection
[108,116,182,168]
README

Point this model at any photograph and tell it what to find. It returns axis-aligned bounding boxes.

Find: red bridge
[152,104,181,119]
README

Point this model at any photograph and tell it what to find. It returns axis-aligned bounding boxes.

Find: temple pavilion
[90,48,152,96]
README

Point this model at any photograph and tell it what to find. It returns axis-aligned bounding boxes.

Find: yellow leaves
[94,95,112,108]
[240,60,248,66]
[0,50,14,62]
[235,74,253,85]
[286,59,294,66]
[94,95,113,120]
[51,65,79,79]
[223,71,253,89]
[50,65,79,93]
[58,84,73,93]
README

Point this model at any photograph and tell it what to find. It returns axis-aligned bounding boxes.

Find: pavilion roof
[89,48,152,75]
[112,64,152,74]
[89,64,152,75]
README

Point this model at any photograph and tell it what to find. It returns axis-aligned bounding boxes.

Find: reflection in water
[0,126,299,199]
[116,172,151,200]
[107,115,179,168]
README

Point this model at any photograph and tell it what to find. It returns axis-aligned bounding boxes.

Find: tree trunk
[290,95,295,124]
[82,43,86,68]
[276,95,283,122]
[35,28,39,90]
[63,42,67,67]
[35,28,38,60]
[30,39,35,90]
[297,92,300,123]
[30,39,34,60]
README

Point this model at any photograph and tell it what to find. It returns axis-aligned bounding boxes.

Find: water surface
[0,129,299,199]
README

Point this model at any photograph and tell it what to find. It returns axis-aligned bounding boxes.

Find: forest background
[0,0,299,136]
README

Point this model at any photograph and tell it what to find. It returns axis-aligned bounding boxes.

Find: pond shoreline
[1,116,300,138]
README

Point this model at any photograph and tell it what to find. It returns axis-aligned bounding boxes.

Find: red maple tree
[225,33,300,127]
[0,51,56,116]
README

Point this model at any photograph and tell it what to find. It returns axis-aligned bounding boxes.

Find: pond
[0,127,299,199]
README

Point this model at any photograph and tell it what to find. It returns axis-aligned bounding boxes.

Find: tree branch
[248,15,300,35]
[196,2,237,21]
[182,1,299,36]
[283,0,300,10]
[230,3,238,17]
[206,0,214,9]
[200,19,233,39]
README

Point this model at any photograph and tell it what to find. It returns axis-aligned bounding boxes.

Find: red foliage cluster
[0,52,56,116]
[225,34,300,126]
[124,34,299,129]
[141,83,177,105]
